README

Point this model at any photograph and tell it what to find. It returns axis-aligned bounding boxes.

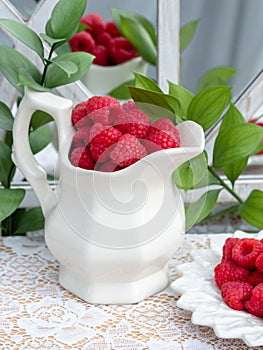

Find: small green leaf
[18,68,51,92]
[120,16,157,65]
[46,0,86,40]
[40,33,67,47]
[108,79,134,99]
[111,8,156,45]
[31,110,53,130]
[29,124,52,154]
[0,19,44,58]
[196,66,238,93]
[14,207,44,234]
[129,86,180,119]
[239,190,263,229]
[49,59,78,77]
[191,169,220,189]
[185,189,221,230]
[180,19,200,53]
[134,72,162,92]
[213,124,263,168]
[0,101,13,131]
[0,45,41,94]
[168,82,194,117]
[0,188,25,222]
[173,152,208,192]
[77,22,88,33]
[0,141,13,188]
[221,157,249,187]
[220,103,246,130]
[44,52,94,88]
[187,86,232,130]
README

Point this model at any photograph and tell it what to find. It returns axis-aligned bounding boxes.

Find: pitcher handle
[12,88,73,217]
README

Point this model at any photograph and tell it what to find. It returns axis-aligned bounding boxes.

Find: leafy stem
[204,203,240,221]
[40,45,55,86]
[208,165,244,204]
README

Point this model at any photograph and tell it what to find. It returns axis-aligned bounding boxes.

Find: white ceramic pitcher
[12,88,205,304]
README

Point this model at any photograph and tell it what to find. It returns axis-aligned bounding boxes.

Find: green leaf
[120,16,157,65]
[44,52,94,88]
[191,169,220,189]
[220,103,246,130]
[18,68,51,92]
[168,82,194,117]
[0,188,25,222]
[221,157,248,187]
[111,8,156,45]
[40,33,67,47]
[49,59,78,77]
[0,141,13,188]
[46,0,86,40]
[108,79,134,99]
[14,207,44,234]
[239,190,263,229]
[134,72,162,92]
[0,45,41,94]
[213,124,263,168]
[187,86,231,131]
[173,152,208,192]
[185,189,221,230]
[0,101,13,131]
[196,66,238,92]
[31,110,53,129]
[29,124,52,154]
[180,19,200,53]
[0,19,44,58]
[129,86,180,120]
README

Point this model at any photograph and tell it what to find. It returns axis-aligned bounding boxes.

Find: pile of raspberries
[69,13,139,66]
[214,237,263,318]
[69,96,180,172]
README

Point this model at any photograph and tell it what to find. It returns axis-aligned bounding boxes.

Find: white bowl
[81,57,148,95]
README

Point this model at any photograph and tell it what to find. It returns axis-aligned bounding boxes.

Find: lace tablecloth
[0,234,259,350]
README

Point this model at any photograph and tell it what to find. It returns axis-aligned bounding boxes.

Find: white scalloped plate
[171,230,263,347]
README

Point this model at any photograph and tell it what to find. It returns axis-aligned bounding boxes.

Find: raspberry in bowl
[69,13,148,95]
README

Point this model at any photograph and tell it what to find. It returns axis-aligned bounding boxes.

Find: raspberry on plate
[245,283,263,317]
[69,147,94,170]
[232,238,263,269]
[214,261,249,288]
[110,134,147,167]
[221,237,239,262]
[255,253,263,272]
[108,37,138,65]
[69,31,95,54]
[115,108,150,138]
[81,13,105,38]
[221,281,253,311]
[247,269,263,285]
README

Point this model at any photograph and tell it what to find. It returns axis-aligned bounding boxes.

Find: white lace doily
[0,233,260,349]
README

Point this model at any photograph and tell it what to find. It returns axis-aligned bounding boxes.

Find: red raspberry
[69,147,94,170]
[105,21,119,37]
[221,238,239,262]
[93,44,108,66]
[96,31,112,46]
[81,13,105,37]
[221,281,253,311]
[89,123,121,162]
[232,238,263,269]
[214,261,249,288]
[255,253,263,272]
[245,283,263,318]
[146,130,180,150]
[146,118,180,150]
[110,134,147,167]
[72,101,90,127]
[121,101,138,112]
[86,96,120,115]
[108,37,138,65]
[69,31,95,53]
[72,127,90,147]
[247,270,263,285]
[115,109,150,138]
[95,160,122,172]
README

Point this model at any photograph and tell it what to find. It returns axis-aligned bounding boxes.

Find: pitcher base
[59,265,169,304]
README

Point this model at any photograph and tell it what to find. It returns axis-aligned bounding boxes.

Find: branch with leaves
[128,73,263,231]
[0,0,93,235]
